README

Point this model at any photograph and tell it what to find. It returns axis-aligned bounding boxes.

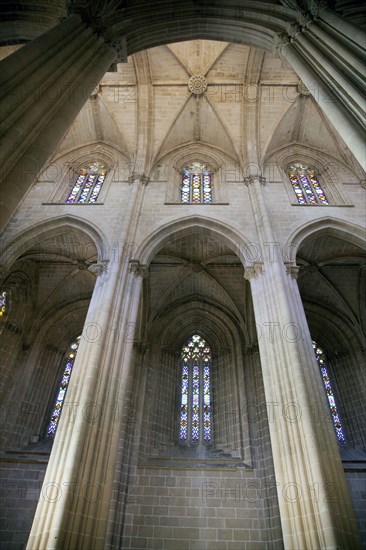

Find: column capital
[244,175,266,187]
[128,173,150,185]
[88,260,109,276]
[243,262,264,281]
[129,260,149,278]
[66,0,127,62]
[285,262,300,280]
[273,32,290,58]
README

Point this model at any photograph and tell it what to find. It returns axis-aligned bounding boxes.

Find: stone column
[26,177,148,549]
[244,175,361,549]
[273,15,366,170]
[0,11,126,231]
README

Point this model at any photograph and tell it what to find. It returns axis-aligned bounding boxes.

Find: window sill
[290,203,354,207]
[42,202,105,205]
[164,202,229,205]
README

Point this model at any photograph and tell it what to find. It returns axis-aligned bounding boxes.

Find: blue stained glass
[181,163,212,204]
[179,334,212,444]
[0,291,6,319]
[312,340,346,444]
[289,165,329,205]
[66,165,107,204]
[46,336,81,438]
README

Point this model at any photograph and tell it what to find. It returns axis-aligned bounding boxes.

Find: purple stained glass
[181,164,212,204]
[312,340,346,444]
[0,291,6,319]
[46,336,81,438]
[66,166,107,204]
[77,173,96,203]
[179,334,212,444]
[289,166,329,206]
[179,364,189,441]
[66,172,87,203]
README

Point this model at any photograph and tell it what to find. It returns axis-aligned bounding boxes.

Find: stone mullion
[245,177,360,549]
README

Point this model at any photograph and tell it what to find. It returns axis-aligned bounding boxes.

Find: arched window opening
[289,163,329,205]
[46,336,81,438]
[66,162,107,204]
[312,340,346,444]
[181,162,212,204]
[0,291,7,319]
[179,334,212,444]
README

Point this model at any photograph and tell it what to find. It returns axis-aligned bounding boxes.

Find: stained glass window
[181,162,212,204]
[179,334,212,444]
[66,162,107,204]
[289,164,329,205]
[0,291,7,319]
[312,340,346,444]
[46,336,81,438]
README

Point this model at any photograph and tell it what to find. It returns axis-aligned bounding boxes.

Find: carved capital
[90,84,101,100]
[285,262,300,279]
[273,33,290,58]
[129,260,149,278]
[360,179,366,190]
[297,80,311,95]
[308,0,328,18]
[297,10,313,27]
[286,22,302,38]
[88,260,109,276]
[66,0,127,62]
[243,262,264,281]
[244,175,266,187]
[128,173,149,185]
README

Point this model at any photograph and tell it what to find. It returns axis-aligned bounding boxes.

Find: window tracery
[312,340,346,444]
[289,163,329,205]
[46,336,81,438]
[179,334,212,444]
[66,162,107,204]
[181,162,212,204]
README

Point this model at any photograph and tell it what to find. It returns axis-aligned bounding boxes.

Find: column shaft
[245,177,361,549]
[0,14,116,230]
[27,180,147,549]
[282,41,365,170]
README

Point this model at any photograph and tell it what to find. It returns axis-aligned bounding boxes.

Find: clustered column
[244,175,361,549]
[273,3,365,170]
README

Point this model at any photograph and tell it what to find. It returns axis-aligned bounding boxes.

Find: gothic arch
[284,217,366,263]
[136,216,250,267]
[0,215,108,273]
